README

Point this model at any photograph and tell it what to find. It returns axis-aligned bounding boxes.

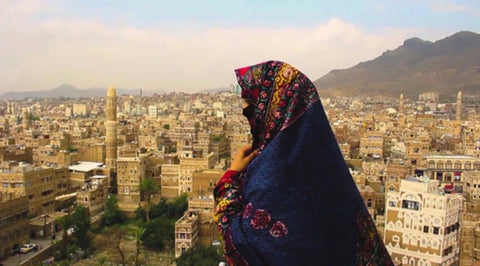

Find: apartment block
[0,163,57,216]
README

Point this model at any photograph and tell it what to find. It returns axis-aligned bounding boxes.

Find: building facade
[0,195,29,259]
[174,210,200,258]
[117,156,146,213]
[385,178,463,265]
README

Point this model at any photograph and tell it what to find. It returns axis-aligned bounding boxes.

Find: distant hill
[314,31,480,98]
[0,84,162,100]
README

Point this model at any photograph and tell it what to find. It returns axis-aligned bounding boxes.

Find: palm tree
[139,178,159,222]
[133,227,146,266]
[57,215,72,259]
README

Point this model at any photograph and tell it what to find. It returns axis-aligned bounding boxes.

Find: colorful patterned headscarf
[235,61,319,151]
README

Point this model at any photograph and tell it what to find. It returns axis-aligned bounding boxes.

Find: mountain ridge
[1,84,163,100]
[314,30,480,98]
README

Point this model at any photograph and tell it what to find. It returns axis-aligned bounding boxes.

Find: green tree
[57,215,73,259]
[103,195,124,226]
[66,146,77,153]
[99,225,128,265]
[139,178,159,222]
[141,217,174,250]
[148,194,187,220]
[163,124,170,130]
[71,205,91,251]
[132,227,145,266]
[175,245,223,266]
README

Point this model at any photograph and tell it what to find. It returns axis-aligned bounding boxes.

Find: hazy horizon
[1,0,480,95]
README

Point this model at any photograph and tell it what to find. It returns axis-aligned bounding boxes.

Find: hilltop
[314,31,480,98]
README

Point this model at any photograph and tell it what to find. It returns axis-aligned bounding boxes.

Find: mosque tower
[399,94,404,113]
[22,107,29,130]
[8,102,15,115]
[456,91,462,121]
[106,87,118,172]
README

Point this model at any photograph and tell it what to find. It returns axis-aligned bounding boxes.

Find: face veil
[234,61,320,151]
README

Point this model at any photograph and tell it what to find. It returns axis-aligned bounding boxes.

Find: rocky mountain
[1,84,161,100]
[314,31,480,98]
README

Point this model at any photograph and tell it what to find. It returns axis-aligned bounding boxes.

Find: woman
[214,61,393,265]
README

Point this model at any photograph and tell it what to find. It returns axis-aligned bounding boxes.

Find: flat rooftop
[69,161,104,172]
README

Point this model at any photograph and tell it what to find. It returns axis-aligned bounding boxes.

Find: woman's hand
[229,145,259,172]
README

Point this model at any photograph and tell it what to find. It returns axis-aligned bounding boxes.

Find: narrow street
[0,232,63,266]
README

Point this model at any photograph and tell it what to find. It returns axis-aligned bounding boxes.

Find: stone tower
[22,107,29,130]
[106,87,118,171]
[399,94,404,113]
[456,91,462,121]
[8,102,15,115]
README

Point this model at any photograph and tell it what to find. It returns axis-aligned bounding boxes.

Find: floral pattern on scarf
[235,61,319,151]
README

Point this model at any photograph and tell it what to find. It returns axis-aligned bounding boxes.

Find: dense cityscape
[0,86,479,265]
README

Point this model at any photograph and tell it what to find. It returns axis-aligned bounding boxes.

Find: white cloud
[0,2,432,93]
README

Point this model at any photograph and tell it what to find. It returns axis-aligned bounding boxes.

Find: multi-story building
[385,178,463,265]
[0,163,57,216]
[174,210,200,258]
[148,105,158,118]
[357,184,376,218]
[187,197,219,246]
[421,155,480,182]
[116,156,146,214]
[362,160,385,182]
[385,160,412,192]
[68,161,106,189]
[37,148,73,167]
[459,171,480,265]
[359,130,384,159]
[161,163,181,199]
[0,145,33,164]
[179,151,215,194]
[76,175,108,222]
[73,103,88,117]
[0,195,29,259]
[191,170,222,199]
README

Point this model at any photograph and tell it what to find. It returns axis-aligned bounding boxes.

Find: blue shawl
[216,61,392,265]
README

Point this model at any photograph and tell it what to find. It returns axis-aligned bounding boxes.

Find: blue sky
[0,0,479,93]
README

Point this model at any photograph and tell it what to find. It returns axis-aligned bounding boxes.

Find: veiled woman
[214,61,393,265]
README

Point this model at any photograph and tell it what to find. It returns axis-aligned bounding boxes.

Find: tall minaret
[456,91,462,121]
[399,94,404,113]
[22,107,29,130]
[106,87,118,172]
[7,102,14,115]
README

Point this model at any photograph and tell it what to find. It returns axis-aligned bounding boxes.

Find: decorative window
[421,239,427,247]
[465,162,472,169]
[402,200,420,210]
[409,258,415,265]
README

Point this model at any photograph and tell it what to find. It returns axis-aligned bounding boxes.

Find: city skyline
[1,0,480,94]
